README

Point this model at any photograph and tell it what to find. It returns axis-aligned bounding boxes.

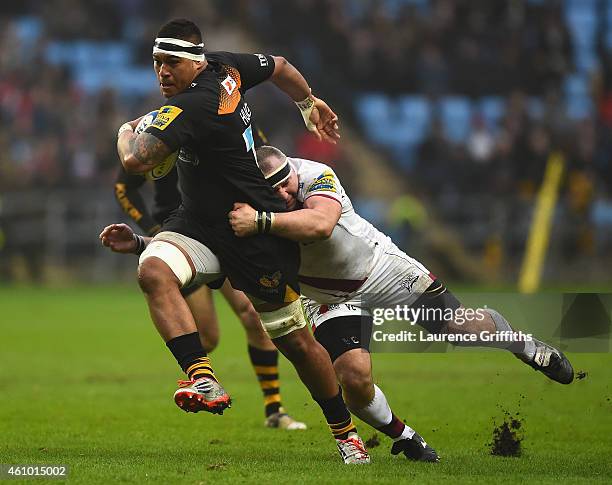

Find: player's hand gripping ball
[135,111,178,181]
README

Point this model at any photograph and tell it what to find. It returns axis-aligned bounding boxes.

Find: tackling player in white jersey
[227,145,574,461]
[101,146,573,462]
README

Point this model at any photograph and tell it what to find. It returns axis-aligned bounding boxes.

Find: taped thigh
[139,231,222,287]
[259,299,309,339]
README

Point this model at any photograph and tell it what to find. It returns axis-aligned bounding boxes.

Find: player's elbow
[122,154,145,174]
[271,56,289,79]
[313,219,335,240]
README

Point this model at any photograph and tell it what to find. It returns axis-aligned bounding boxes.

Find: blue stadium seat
[478,97,506,131]
[46,41,132,69]
[75,68,108,94]
[397,95,432,145]
[605,2,612,50]
[593,199,612,226]
[574,48,599,73]
[76,67,156,95]
[14,16,43,45]
[118,68,158,95]
[384,0,429,16]
[566,95,594,120]
[355,93,395,146]
[563,73,594,120]
[565,4,597,48]
[564,73,589,96]
[45,42,72,65]
[437,97,473,143]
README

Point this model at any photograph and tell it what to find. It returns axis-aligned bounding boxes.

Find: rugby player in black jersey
[112,128,306,430]
[114,19,369,463]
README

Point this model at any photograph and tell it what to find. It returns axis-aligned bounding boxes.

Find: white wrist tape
[296,92,317,132]
[118,122,133,138]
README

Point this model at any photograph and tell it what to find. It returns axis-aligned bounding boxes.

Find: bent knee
[137,257,179,294]
[338,368,373,399]
[334,354,373,404]
[238,304,261,329]
[274,329,313,363]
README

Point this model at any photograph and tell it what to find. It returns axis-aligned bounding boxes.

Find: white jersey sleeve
[292,158,343,206]
[290,157,392,303]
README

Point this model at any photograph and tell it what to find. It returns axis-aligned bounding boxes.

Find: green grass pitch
[1,285,611,484]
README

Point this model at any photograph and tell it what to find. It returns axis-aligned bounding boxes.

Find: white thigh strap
[139,240,193,286]
[259,299,308,340]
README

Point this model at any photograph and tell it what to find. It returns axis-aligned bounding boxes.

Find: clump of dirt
[576,370,588,380]
[489,410,523,457]
[365,433,380,448]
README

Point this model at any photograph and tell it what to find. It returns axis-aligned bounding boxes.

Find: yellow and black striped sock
[329,417,357,441]
[166,332,217,381]
[185,356,217,382]
[248,345,282,417]
[316,388,357,440]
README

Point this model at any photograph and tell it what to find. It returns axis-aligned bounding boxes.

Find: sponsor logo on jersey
[243,125,255,154]
[341,336,360,346]
[178,147,199,166]
[218,66,242,115]
[306,170,338,194]
[255,54,268,67]
[240,103,252,125]
[221,75,237,95]
[259,271,282,288]
[399,270,420,292]
[318,304,342,315]
[150,105,183,131]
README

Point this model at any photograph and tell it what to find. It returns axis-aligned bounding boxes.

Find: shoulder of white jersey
[292,158,342,203]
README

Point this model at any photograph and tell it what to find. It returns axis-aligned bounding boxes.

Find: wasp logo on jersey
[150,106,183,131]
[306,171,338,194]
[259,271,282,288]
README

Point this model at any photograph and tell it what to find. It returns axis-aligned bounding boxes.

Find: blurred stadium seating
[0,0,611,285]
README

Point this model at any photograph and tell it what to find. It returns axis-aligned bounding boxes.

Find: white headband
[153,37,206,62]
[265,157,292,188]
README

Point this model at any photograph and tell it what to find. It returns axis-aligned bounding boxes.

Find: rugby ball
[135,110,178,181]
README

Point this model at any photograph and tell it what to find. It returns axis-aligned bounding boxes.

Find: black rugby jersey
[144,51,285,224]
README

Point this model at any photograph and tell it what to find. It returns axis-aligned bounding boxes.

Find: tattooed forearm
[132,133,172,166]
[118,131,173,174]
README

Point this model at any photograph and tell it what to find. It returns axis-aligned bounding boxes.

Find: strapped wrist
[295,90,317,132]
[133,233,147,255]
[256,211,274,234]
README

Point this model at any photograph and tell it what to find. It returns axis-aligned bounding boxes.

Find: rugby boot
[174,377,231,415]
[391,432,439,462]
[517,339,574,384]
[336,432,371,464]
[264,407,307,430]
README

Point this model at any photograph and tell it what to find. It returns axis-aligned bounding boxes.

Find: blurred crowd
[1,0,611,282]
[245,0,612,266]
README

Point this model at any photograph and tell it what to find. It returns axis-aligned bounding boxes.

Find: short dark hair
[157,18,202,44]
[255,146,286,176]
